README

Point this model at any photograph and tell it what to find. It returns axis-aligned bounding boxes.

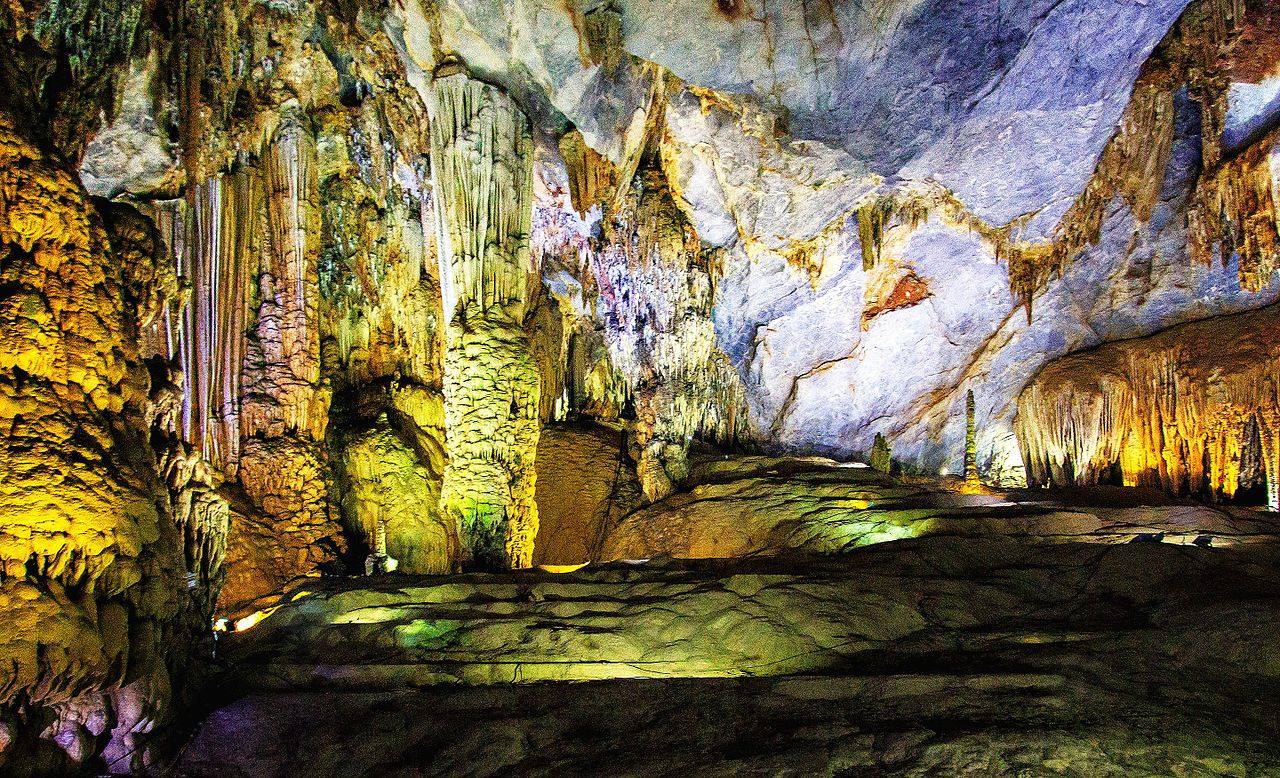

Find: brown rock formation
[1017,304,1280,506]
[0,119,224,772]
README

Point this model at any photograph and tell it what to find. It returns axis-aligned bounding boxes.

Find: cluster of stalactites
[428,70,537,323]
[143,120,333,476]
[428,69,541,569]
[1189,129,1280,291]
[841,0,1267,321]
[1003,0,1266,314]
[143,173,255,473]
[323,168,442,389]
[595,170,748,499]
[245,120,328,440]
[1016,306,1280,507]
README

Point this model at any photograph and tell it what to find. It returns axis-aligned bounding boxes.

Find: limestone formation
[596,168,748,500]
[428,70,540,569]
[7,0,1280,772]
[964,389,980,490]
[142,120,346,613]
[183,539,1280,775]
[533,423,641,566]
[0,120,223,772]
[599,455,1277,561]
[870,433,892,474]
[334,409,456,575]
[1017,304,1280,506]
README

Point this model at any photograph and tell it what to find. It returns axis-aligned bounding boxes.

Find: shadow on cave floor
[167,534,1280,777]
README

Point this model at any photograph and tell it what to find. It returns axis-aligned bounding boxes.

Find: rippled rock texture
[179,536,1280,775]
[0,120,225,773]
[601,456,1280,560]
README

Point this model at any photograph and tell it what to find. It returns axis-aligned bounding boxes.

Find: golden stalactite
[1016,304,1280,506]
[1188,127,1280,291]
[559,129,620,219]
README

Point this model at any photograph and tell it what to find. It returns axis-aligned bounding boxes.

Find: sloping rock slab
[601,456,1280,559]
[223,538,1280,689]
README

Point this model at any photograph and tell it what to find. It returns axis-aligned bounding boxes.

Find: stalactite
[149,117,344,613]
[595,168,749,500]
[998,0,1259,312]
[1016,304,1280,503]
[1264,422,1280,511]
[559,129,619,218]
[321,165,442,389]
[240,119,328,439]
[1188,128,1280,291]
[857,196,894,271]
[428,69,541,569]
[806,0,1259,323]
[142,168,260,475]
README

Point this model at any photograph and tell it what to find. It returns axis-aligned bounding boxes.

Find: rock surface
[533,423,640,566]
[0,120,224,773]
[178,535,1280,775]
[8,0,1280,770]
[602,456,1280,561]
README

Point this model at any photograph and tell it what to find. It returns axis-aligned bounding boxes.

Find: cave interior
[3,0,1280,774]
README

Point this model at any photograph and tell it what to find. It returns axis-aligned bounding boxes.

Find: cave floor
[172,532,1280,777]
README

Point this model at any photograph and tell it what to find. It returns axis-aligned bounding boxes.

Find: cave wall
[0,0,230,768]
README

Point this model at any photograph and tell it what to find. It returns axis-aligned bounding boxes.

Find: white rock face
[732,94,1280,483]
[384,0,1280,489]
[80,50,182,198]
[394,0,1190,234]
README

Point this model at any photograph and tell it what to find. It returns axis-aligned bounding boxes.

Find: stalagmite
[870,433,892,473]
[428,68,541,569]
[1265,425,1280,512]
[965,390,980,490]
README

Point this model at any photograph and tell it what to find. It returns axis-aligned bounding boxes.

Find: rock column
[0,117,225,772]
[428,69,540,569]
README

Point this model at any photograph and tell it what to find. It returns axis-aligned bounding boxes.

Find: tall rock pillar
[427,68,540,569]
